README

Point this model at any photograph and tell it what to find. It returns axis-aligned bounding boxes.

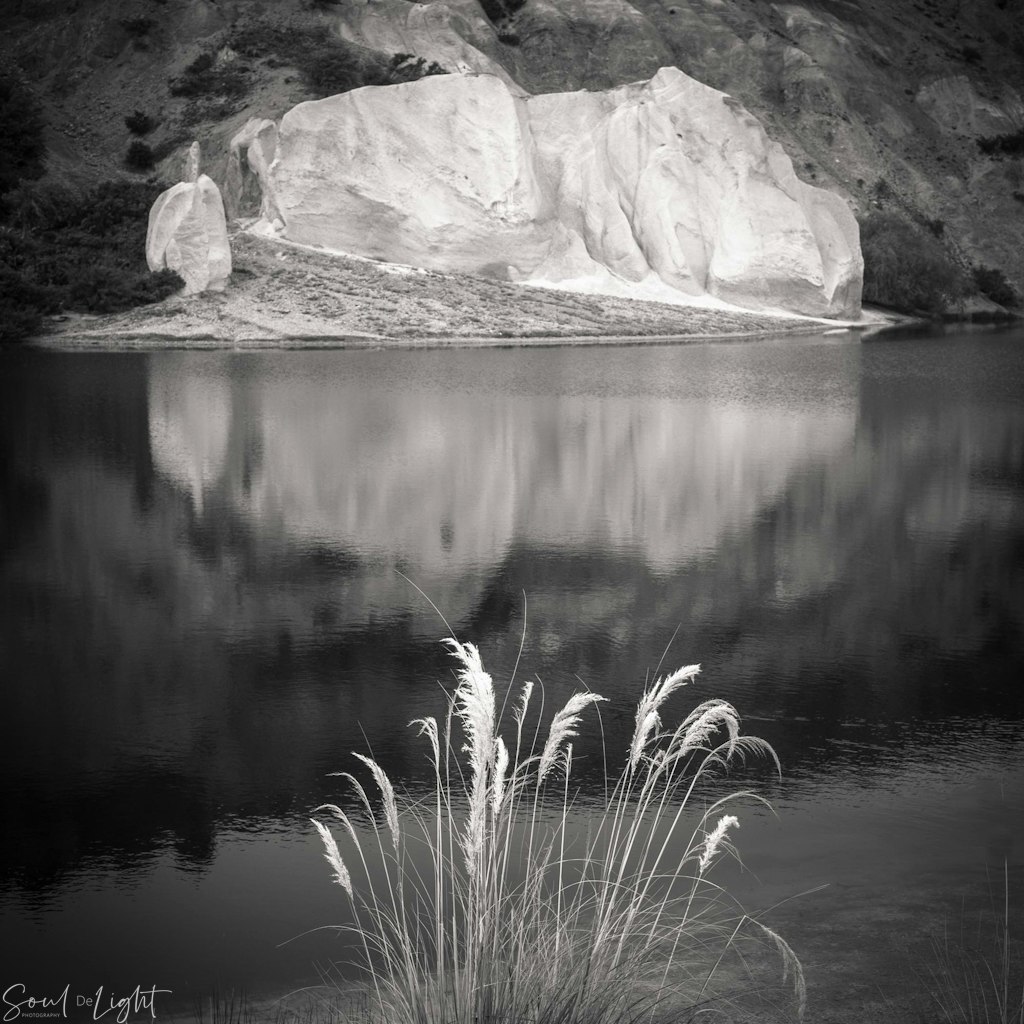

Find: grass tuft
[922,863,1024,1024]
[313,637,804,1024]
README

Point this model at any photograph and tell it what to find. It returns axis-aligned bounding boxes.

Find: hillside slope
[2,0,1022,299]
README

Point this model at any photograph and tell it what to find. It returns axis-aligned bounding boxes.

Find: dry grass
[312,638,805,1024]
[923,863,1023,1024]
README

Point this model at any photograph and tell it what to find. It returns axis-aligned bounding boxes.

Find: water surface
[1,328,1022,1018]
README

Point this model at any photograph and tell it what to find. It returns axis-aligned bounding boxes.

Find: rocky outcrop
[225,119,279,221]
[147,142,232,295]
[333,0,519,88]
[241,68,862,317]
[916,75,1024,138]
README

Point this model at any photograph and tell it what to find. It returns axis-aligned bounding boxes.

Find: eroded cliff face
[327,0,1023,298]
[3,0,1022,303]
[241,67,861,317]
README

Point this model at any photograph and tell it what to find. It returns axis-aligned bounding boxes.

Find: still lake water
[1,328,1022,1019]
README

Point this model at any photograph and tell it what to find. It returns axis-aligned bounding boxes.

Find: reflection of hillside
[459,371,1024,779]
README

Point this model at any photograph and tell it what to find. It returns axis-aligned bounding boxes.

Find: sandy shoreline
[35,230,880,350]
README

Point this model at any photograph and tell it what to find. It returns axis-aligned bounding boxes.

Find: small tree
[860,211,969,315]
[973,265,1020,308]
[125,110,157,135]
[125,141,155,172]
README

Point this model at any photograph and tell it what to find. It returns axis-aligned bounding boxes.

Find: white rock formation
[241,67,862,317]
[225,119,280,221]
[147,142,232,295]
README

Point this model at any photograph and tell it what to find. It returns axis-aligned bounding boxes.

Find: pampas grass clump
[313,638,805,1024]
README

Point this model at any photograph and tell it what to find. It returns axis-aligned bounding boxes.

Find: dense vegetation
[170,23,447,116]
[973,264,1021,308]
[1,180,183,343]
[0,64,185,343]
[478,0,527,26]
[977,127,1024,157]
[0,67,46,202]
[859,210,970,315]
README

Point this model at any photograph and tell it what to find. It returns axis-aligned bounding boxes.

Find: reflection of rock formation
[146,350,856,615]
[5,338,1024,909]
[148,364,231,513]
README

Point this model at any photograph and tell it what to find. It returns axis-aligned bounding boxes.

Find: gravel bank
[38,230,841,349]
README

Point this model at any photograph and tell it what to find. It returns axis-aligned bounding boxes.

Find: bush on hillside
[859,210,969,315]
[169,50,250,99]
[478,0,527,25]
[303,46,390,93]
[125,110,157,135]
[120,17,155,38]
[0,181,184,343]
[229,22,447,99]
[977,128,1024,157]
[386,54,448,84]
[0,67,46,200]
[973,265,1020,308]
[125,141,156,171]
[0,179,80,232]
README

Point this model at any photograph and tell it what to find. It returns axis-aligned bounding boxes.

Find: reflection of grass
[923,863,1023,1024]
[313,638,804,1024]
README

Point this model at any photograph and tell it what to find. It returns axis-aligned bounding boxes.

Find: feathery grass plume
[443,638,496,879]
[699,814,740,874]
[491,736,509,817]
[679,698,739,756]
[313,636,805,1024]
[538,691,606,782]
[628,664,701,770]
[352,753,400,849]
[311,818,352,898]
[515,678,534,728]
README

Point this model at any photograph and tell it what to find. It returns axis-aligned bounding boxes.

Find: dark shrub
[973,265,1020,308]
[0,230,53,341]
[125,140,156,171]
[0,67,46,199]
[229,22,447,97]
[870,177,892,202]
[125,110,157,135]
[859,210,969,315]
[978,128,1024,157]
[387,54,447,83]
[478,0,526,24]
[305,47,386,93]
[0,181,184,342]
[121,17,154,37]
[1,179,80,231]
[169,50,250,99]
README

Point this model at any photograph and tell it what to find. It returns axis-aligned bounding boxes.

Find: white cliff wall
[246,67,862,317]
